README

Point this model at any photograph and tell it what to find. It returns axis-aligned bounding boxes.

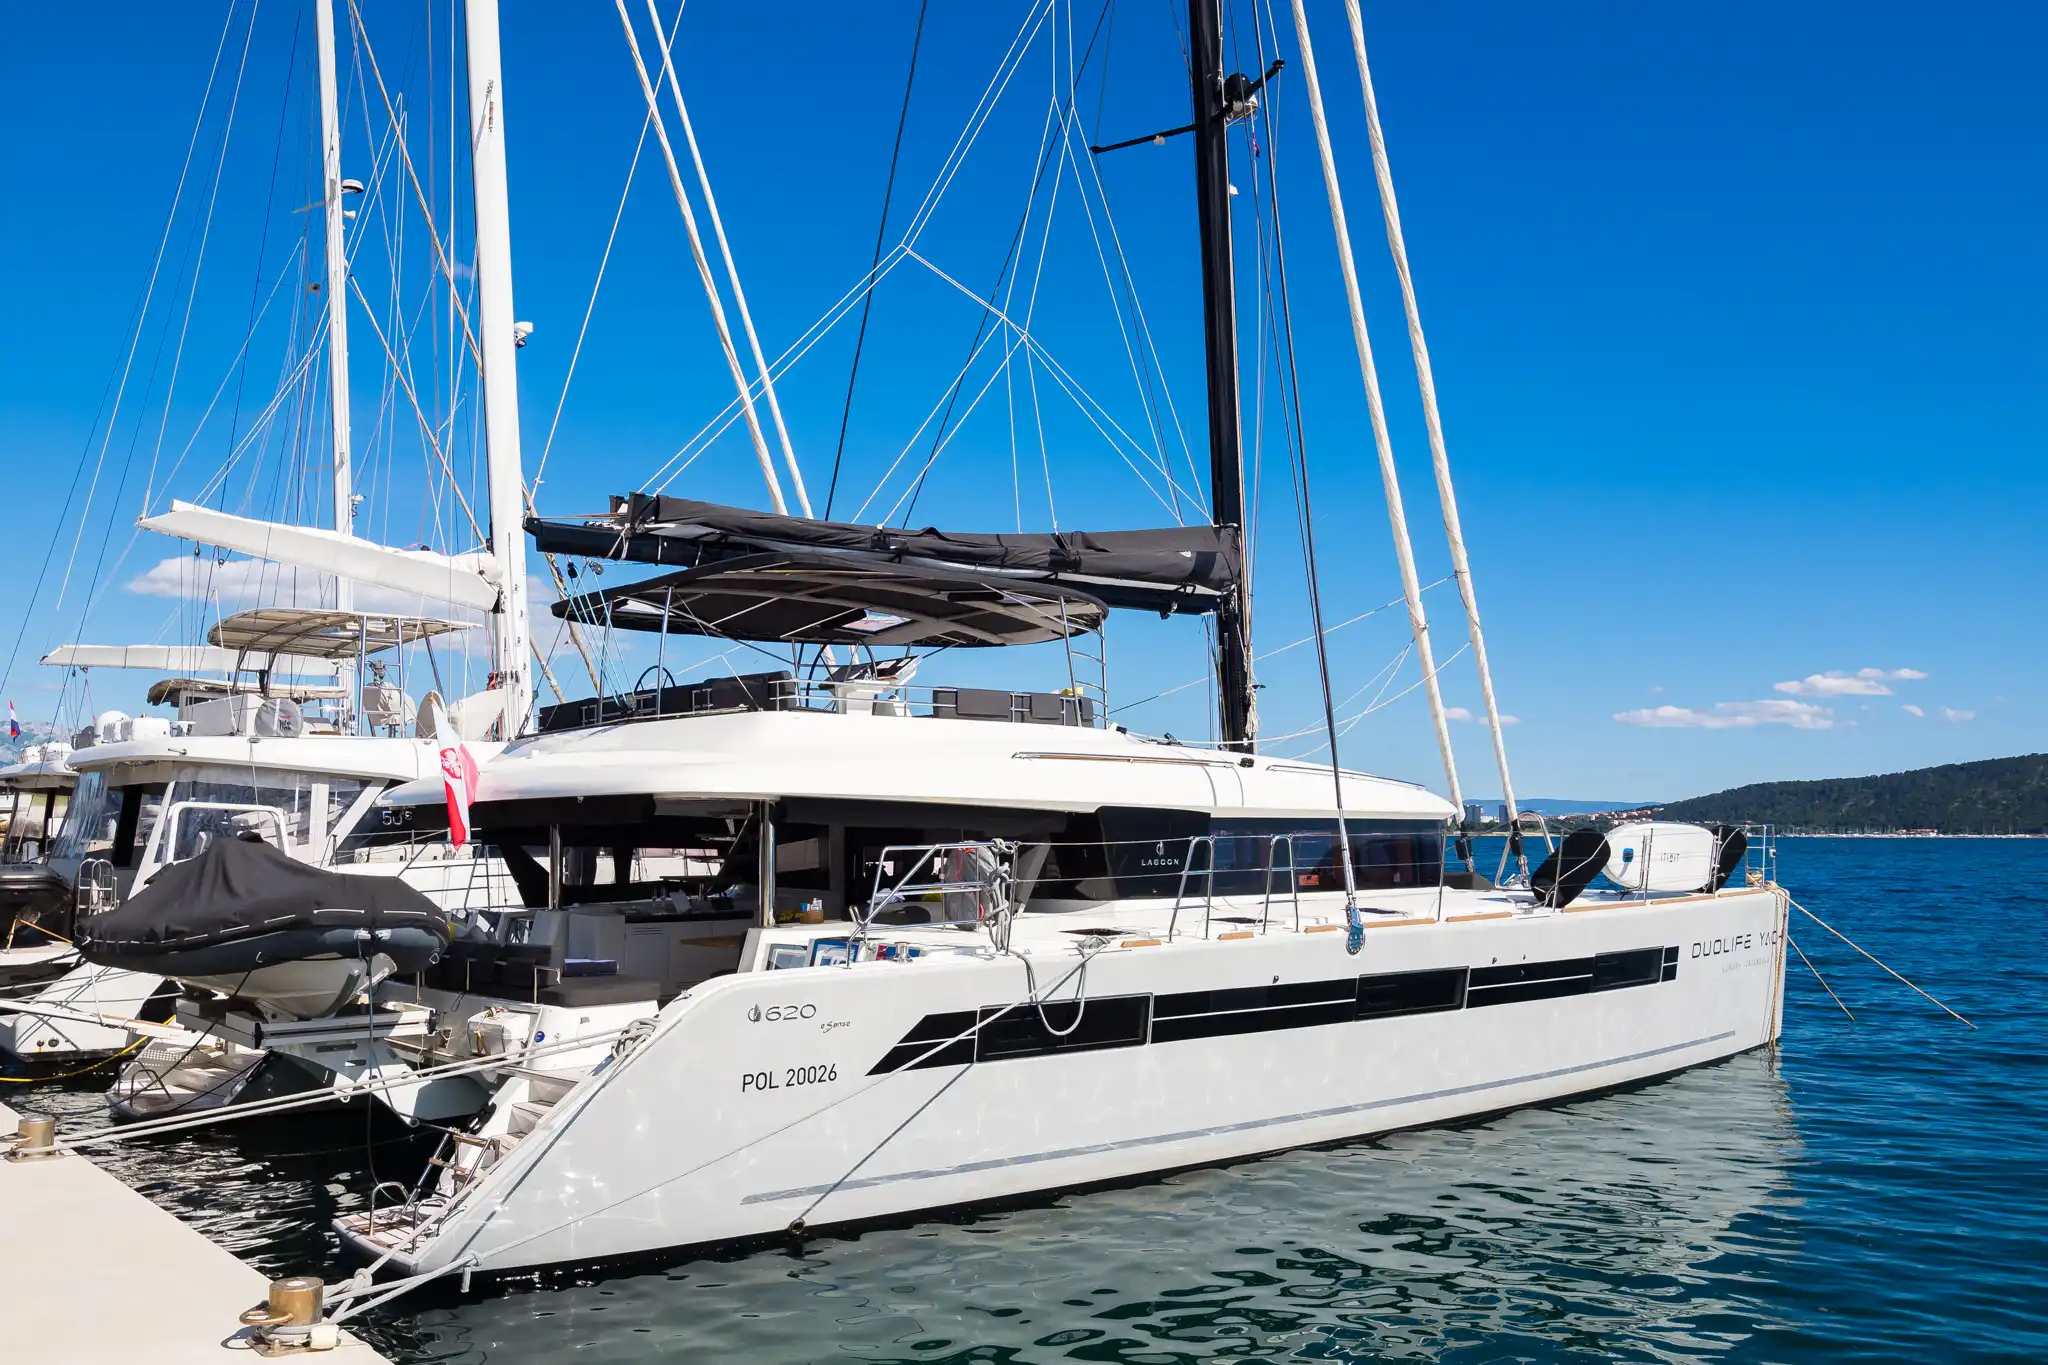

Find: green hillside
[1655,754,2048,834]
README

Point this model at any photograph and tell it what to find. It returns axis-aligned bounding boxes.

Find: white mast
[1342,0,1518,830]
[464,0,532,738]
[314,0,356,724]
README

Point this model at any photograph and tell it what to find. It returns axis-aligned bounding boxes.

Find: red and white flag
[438,740,480,848]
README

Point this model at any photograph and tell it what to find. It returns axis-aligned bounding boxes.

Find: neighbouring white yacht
[1,0,546,1088]
[0,744,81,997]
[36,612,523,1108]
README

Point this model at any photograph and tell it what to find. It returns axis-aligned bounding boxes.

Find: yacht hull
[345,885,1788,1275]
[0,962,169,1060]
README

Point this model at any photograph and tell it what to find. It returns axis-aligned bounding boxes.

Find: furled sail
[139,501,502,612]
[529,495,1241,617]
[41,644,334,676]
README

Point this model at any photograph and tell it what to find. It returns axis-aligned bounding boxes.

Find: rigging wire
[1286,0,1465,808]
[1247,14,1357,912]
[613,0,788,513]
[823,0,930,520]
[68,3,264,668]
[644,0,813,517]
[896,0,1117,528]
[215,5,304,522]
[1341,0,1521,831]
[32,2,243,698]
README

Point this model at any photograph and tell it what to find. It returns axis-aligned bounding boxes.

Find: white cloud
[1901,704,1925,717]
[1444,706,1521,726]
[1774,667,1927,698]
[1615,699,1835,730]
[1941,707,1975,723]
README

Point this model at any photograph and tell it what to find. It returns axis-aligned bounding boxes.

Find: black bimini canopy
[552,551,1109,648]
[529,495,1239,618]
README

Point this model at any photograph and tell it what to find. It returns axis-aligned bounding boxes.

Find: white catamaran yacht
[329,498,1787,1277]
[86,0,1788,1282]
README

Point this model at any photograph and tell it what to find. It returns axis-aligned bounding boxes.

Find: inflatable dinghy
[78,834,450,1019]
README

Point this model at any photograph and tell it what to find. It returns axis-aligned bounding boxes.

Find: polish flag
[438,740,480,849]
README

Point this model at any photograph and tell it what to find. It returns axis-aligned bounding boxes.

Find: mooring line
[1787,895,1974,1029]
[1788,933,1854,1023]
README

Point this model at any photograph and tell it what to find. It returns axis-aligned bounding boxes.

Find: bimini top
[529,494,1240,617]
[208,608,475,661]
[551,551,1108,648]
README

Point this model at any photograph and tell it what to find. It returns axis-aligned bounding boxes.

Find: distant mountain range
[1469,798,1657,816]
[0,720,59,766]
[1654,754,2048,834]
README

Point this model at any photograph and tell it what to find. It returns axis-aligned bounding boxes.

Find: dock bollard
[240,1275,342,1354]
[6,1112,59,1161]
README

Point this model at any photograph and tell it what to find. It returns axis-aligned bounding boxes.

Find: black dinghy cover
[78,835,451,975]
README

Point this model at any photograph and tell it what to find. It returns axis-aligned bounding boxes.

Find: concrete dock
[0,1100,391,1364]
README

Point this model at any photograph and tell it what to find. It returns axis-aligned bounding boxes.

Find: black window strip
[870,947,1673,1071]
[974,994,1152,1063]
[1152,999,1357,1044]
[1357,967,1469,1018]
[1467,975,1594,1008]
[867,1037,975,1075]
[898,1009,979,1044]
[1592,948,1665,992]
[1155,978,1356,1020]
[1469,958,1596,990]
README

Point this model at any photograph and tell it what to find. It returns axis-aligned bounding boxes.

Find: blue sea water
[7,837,2046,1361]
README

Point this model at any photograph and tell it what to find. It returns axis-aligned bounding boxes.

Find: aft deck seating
[539,669,795,733]
[538,669,1098,732]
[930,689,1095,726]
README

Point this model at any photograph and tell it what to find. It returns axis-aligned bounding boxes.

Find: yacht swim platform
[0,1100,392,1363]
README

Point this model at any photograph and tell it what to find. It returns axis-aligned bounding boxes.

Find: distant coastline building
[1463,801,1490,826]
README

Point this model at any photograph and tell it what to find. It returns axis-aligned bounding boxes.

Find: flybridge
[528,495,1242,620]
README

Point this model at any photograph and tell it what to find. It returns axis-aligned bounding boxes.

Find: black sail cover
[80,835,449,956]
[528,495,1242,616]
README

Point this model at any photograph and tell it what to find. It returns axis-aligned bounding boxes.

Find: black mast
[1189,0,1254,752]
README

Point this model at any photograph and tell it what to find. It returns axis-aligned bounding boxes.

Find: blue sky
[1,2,2041,802]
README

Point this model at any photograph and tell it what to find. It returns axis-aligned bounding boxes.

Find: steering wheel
[635,665,679,694]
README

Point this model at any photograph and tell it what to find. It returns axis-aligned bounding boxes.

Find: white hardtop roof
[209,609,475,661]
[0,757,78,791]
[63,733,489,785]
[381,709,1453,822]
